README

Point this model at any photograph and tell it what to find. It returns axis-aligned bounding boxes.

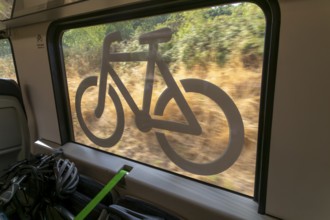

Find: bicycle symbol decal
[75,28,244,175]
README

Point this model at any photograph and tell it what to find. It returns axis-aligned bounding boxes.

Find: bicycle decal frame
[95,28,202,135]
[75,28,245,175]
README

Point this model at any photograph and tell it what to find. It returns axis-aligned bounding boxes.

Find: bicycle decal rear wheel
[75,76,124,147]
[154,78,244,175]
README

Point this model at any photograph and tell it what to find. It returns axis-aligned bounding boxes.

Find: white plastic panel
[3,0,143,29]
[266,0,330,219]
[10,22,61,144]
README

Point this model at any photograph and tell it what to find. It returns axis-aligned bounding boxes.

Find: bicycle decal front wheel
[75,76,124,147]
[154,78,244,175]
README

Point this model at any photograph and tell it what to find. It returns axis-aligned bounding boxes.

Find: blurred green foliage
[62,3,265,71]
[0,39,12,57]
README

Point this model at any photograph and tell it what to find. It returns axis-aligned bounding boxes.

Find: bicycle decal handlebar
[106,28,172,62]
[139,27,172,44]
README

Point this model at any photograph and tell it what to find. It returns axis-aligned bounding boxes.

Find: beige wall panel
[267,0,330,219]
[11,22,61,144]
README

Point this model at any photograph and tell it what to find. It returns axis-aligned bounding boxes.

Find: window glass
[0,0,14,20]
[0,39,16,81]
[62,3,265,196]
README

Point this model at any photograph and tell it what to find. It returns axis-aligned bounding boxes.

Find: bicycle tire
[154,78,244,175]
[75,76,125,147]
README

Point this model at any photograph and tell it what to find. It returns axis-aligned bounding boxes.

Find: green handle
[75,169,128,220]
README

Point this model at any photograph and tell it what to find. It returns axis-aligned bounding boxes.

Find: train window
[0,39,16,81]
[62,2,266,196]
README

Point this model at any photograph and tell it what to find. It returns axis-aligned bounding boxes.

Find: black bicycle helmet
[54,159,79,199]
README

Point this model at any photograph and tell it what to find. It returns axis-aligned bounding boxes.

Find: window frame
[47,0,280,214]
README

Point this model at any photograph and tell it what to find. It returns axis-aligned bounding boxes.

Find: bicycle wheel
[75,76,124,147]
[154,78,244,175]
